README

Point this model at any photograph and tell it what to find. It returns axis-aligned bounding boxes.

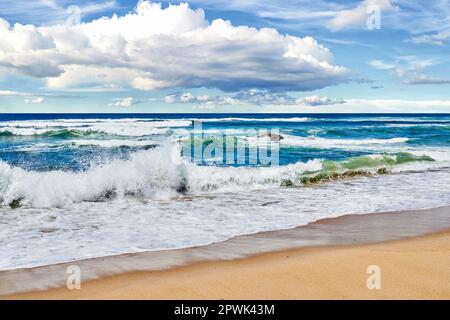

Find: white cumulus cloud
[24,96,45,104]
[368,57,450,85]
[108,97,141,107]
[165,90,345,106]
[0,90,27,96]
[164,92,239,105]
[296,95,345,106]
[0,1,349,92]
[368,60,395,70]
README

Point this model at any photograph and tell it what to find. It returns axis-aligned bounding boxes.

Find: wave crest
[0,143,445,209]
[0,145,186,208]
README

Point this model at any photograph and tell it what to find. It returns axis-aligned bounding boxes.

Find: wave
[279,135,409,148]
[384,123,450,128]
[0,119,192,127]
[0,144,445,209]
[182,134,409,147]
[299,153,434,184]
[0,128,107,138]
[189,117,310,123]
[0,131,14,137]
[42,129,105,138]
[14,140,159,152]
[66,139,158,148]
[315,117,450,123]
[0,119,192,137]
[238,135,410,151]
[0,145,185,208]
[0,126,172,137]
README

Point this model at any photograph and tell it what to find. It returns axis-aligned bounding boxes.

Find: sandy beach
[1,0,450,304]
[4,228,450,300]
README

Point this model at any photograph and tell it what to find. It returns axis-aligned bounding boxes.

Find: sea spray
[0,144,186,208]
[0,146,441,209]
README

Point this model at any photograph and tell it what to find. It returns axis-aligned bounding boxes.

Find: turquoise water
[1,114,449,172]
[1,114,450,269]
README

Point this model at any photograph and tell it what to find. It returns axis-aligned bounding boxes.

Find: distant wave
[0,126,172,137]
[13,140,159,152]
[188,117,310,122]
[317,117,450,123]
[183,134,409,146]
[0,119,192,127]
[0,119,192,137]
[0,144,446,209]
[66,139,158,148]
[384,123,450,128]
[279,135,410,148]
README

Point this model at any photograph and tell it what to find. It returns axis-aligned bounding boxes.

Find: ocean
[1,113,450,270]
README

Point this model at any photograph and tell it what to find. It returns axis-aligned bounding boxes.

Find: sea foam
[0,144,447,209]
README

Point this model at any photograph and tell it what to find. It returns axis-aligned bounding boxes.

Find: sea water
[0,114,449,269]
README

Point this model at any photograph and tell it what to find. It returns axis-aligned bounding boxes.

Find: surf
[0,143,444,209]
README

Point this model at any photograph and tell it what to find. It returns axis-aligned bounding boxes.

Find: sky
[0,0,450,113]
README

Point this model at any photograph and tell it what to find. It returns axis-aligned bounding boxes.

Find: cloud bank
[165,90,345,106]
[0,1,348,92]
[108,97,141,107]
[369,57,450,85]
[24,96,45,104]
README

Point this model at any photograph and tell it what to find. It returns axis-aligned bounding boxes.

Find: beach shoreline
[3,229,450,300]
[1,206,450,299]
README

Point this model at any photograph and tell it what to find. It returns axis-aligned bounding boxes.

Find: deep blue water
[1,113,449,120]
[0,113,449,171]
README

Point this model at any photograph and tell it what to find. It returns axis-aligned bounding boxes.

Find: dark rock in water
[177,178,188,194]
[9,198,23,209]
[103,188,117,200]
[281,179,293,187]
[93,189,117,202]
[259,133,284,141]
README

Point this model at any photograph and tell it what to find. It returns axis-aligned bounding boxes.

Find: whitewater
[0,114,449,269]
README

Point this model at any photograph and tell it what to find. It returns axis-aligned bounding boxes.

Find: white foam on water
[280,135,409,148]
[320,117,450,123]
[0,119,192,137]
[384,123,450,128]
[0,145,184,208]
[0,119,192,128]
[66,139,158,148]
[1,168,450,270]
[0,116,449,270]
[188,117,310,122]
[1,144,449,209]
[0,125,171,137]
[243,135,413,153]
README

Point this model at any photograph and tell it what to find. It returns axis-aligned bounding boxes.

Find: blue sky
[0,0,450,113]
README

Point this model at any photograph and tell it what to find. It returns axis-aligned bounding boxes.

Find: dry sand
[4,229,450,300]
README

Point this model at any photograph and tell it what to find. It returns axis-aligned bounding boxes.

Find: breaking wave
[0,127,172,137]
[192,117,310,122]
[0,119,192,137]
[0,145,446,209]
[279,135,410,148]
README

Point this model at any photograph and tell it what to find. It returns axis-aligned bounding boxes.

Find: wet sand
[1,206,450,299]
